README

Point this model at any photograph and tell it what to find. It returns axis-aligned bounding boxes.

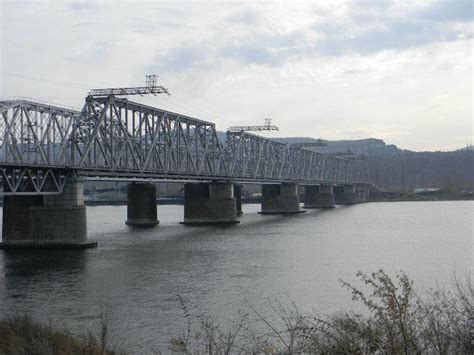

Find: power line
[153,95,205,119]
[0,71,92,89]
[165,94,236,126]
[168,95,219,119]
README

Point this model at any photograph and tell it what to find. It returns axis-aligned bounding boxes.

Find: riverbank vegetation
[1,270,471,354]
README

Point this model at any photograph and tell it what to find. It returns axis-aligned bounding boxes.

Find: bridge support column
[334,184,357,205]
[304,184,335,208]
[183,182,239,225]
[234,184,243,216]
[363,188,370,202]
[260,183,305,214]
[355,188,369,203]
[126,182,159,227]
[0,177,96,249]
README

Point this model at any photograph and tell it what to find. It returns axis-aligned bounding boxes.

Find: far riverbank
[83,193,472,206]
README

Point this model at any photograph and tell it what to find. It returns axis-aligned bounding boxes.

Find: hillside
[273,137,402,156]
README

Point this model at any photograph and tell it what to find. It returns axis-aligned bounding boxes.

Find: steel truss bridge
[0,96,353,195]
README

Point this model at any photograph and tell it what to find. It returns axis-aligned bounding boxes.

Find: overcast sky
[0,0,472,151]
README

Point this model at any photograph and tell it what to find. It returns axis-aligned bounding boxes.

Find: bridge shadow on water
[234,204,353,230]
[0,249,90,304]
[116,204,357,243]
[1,249,89,275]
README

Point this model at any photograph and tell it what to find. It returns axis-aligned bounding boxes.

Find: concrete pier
[0,177,96,249]
[363,188,370,202]
[183,182,239,225]
[260,183,305,214]
[356,188,369,203]
[334,184,357,205]
[126,182,159,227]
[304,184,335,208]
[234,184,243,216]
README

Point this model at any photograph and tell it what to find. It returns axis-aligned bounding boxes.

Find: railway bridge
[0,94,371,248]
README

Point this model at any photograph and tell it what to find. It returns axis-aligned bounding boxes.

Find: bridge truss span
[224,130,352,183]
[73,96,228,178]
[0,99,79,167]
[0,97,354,194]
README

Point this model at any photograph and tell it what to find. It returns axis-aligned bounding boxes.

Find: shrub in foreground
[171,270,473,354]
[0,313,123,355]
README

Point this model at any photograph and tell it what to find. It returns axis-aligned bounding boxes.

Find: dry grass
[0,314,125,355]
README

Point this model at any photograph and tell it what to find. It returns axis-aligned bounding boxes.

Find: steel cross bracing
[71,96,228,178]
[0,99,78,194]
[0,97,353,194]
[224,131,351,182]
[88,86,169,97]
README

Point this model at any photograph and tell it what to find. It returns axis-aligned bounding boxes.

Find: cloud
[155,0,473,72]
[227,9,260,25]
[154,30,307,72]
[69,0,99,12]
[146,0,473,72]
[220,31,305,66]
[420,0,473,22]
[154,45,209,72]
[312,1,473,56]
[353,0,394,9]
[221,42,276,65]
[338,20,458,53]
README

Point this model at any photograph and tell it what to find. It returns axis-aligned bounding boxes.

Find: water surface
[0,201,472,352]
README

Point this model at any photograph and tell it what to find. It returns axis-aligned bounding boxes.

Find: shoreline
[0,196,470,208]
[83,195,473,206]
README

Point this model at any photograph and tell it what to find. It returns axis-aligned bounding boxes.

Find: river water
[0,201,472,352]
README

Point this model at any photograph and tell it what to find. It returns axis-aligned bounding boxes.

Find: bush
[170,270,472,354]
[0,314,124,355]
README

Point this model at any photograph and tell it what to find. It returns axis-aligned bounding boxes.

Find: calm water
[0,201,472,352]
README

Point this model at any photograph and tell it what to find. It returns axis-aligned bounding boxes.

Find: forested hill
[351,148,473,191]
[274,137,402,156]
[276,137,474,191]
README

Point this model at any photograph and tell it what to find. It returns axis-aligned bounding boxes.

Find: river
[0,201,472,352]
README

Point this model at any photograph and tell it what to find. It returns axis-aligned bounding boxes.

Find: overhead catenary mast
[227,118,279,133]
[87,75,170,97]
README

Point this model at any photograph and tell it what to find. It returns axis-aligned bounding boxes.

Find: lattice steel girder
[224,131,290,180]
[0,166,70,195]
[70,96,228,178]
[0,99,80,168]
[224,131,351,183]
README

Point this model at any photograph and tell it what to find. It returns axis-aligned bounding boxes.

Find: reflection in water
[1,250,89,314]
[2,249,88,276]
[0,202,472,352]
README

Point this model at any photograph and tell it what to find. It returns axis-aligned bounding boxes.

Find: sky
[0,0,472,151]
